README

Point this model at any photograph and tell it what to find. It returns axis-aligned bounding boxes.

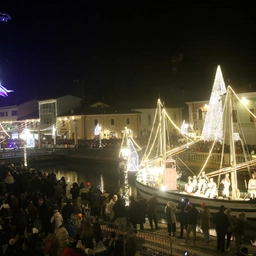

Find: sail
[201,65,227,142]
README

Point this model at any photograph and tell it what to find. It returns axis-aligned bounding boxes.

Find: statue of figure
[197,171,208,194]
[221,173,231,198]
[248,173,256,199]
[204,178,217,198]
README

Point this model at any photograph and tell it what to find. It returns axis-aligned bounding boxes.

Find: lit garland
[201,65,227,142]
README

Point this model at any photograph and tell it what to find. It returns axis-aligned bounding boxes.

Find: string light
[201,65,227,142]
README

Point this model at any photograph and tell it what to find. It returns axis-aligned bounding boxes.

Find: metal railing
[100,221,173,256]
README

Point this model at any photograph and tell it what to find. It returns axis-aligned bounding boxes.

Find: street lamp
[20,127,34,167]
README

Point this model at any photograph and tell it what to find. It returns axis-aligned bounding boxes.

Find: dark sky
[0,1,256,106]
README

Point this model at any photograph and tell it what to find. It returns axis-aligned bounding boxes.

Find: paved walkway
[136,219,256,256]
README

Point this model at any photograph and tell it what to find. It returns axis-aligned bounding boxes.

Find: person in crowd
[11,207,28,237]
[55,224,69,256]
[74,213,84,236]
[70,240,87,255]
[177,198,190,238]
[54,181,64,210]
[51,207,64,233]
[200,202,211,245]
[146,193,158,230]
[27,227,45,256]
[27,198,37,230]
[181,203,198,246]
[107,194,118,222]
[38,197,51,235]
[4,172,15,194]
[114,234,126,256]
[225,208,235,252]
[4,238,22,256]
[91,216,103,245]
[164,200,177,236]
[128,196,141,232]
[221,173,231,198]
[212,205,230,252]
[137,195,147,230]
[0,225,8,256]
[112,197,127,231]
[80,219,95,249]
[66,219,76,240]
[70,182,80,211]
[0,198,12,225]
[233,211,248,254]
[104,231,116,255]
[126,228,137,256]
[62,199,75,225]
[89,187,102,217]
[44,226,60,256]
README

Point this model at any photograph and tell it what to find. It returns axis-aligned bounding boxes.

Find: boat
[135,66,256,219]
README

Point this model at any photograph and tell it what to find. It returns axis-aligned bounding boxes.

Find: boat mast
[227,87,238,199]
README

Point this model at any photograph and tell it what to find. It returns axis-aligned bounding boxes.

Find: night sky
[0,2,256,107]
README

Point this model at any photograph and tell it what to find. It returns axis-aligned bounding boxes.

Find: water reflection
[35,159,121,194]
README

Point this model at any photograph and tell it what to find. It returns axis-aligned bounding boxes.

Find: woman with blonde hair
[224,208,235,251]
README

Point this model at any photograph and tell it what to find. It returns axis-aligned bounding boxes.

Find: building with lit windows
[186,91,256,144]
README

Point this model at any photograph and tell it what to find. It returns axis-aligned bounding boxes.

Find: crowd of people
[0,162,147,256]
[0,161,255,256]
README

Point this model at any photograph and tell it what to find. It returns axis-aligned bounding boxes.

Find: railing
[0,147,252,166]
[100,221,172,256]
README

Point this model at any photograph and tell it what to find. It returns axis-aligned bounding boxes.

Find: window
[148,114,151,125]
[232,110,237,123]
[11,110,17,116]
[94,119,98,126]
[6,112,8,116]
[198,109,203,120]
[250,109,255,122]
[111,118,115,125]
[126,118,130,125]
[62,120,65,127]
[0,112,4,117]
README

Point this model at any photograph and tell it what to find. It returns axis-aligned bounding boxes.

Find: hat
[32,228,39,234]
[219,205,225,210]
[239,212,246,217]
[76,240,83,249]
[9,238,15,245]
[85,248,91,254]
[78,213,82,218]
[240,247,248,254]
[201,202,206,208]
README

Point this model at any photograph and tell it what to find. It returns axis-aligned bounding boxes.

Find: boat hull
[135,180,256,219]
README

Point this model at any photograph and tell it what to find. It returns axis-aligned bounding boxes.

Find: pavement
[133,219,256,256]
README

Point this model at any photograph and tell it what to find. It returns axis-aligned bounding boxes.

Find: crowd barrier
[100,221,173,256]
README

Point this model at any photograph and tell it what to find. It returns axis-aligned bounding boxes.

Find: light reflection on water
[34,159,122,194]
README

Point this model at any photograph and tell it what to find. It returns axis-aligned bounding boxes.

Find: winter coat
[55,226,69,256]
[146,195,158,214]
[113,199,126,218]
[164,201,177,224]
[213,210,229,232]
[44,233,60,256]
[129,199,141,224]
[233,213,247,234]
[187,206,198,225]
[200,207,211,230]
[51,211,64,232]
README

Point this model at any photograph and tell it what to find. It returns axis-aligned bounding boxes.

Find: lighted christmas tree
[201,65,227,142]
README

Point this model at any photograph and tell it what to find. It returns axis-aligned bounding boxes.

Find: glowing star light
[0,82,13,97]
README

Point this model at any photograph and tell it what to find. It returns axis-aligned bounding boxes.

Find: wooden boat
[135,66,256,219]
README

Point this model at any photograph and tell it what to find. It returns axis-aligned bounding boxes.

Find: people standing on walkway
[70,182,80,211]
[213,205,229,252]
[146,193,159,230]
[177,198,190,238]
[128,196,140,231]
[200,202,211,245]
[233,211,247,254]
[164,200,177,236]
[181,203,198,246]
[112,197,127,231]
[225,208,235,252]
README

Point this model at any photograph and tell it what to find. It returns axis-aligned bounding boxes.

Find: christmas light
[201,65,227,142]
